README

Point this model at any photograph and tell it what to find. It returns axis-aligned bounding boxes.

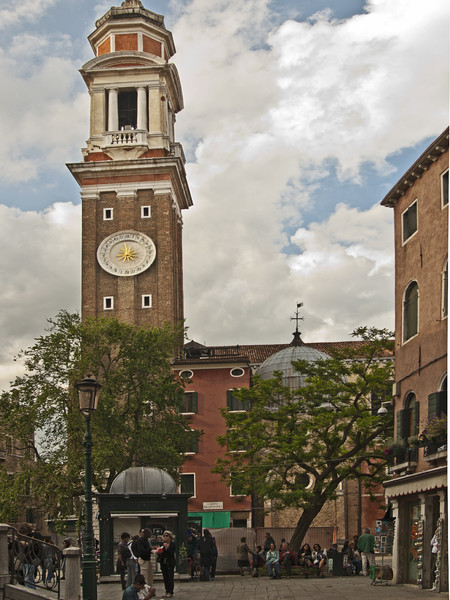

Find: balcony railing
[424,440,447,462]
[388,446,418,474]
[103,129,147,147]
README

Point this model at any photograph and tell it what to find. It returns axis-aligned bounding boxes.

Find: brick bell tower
[68,0,192,328]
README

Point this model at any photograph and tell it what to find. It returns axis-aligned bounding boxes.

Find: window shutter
[242,397,250,410]
[428,393,438,419]
[227,390,233,410]
[191,392,198,413]
[397,409,406,439]
[413,402,420,436]
[428,391,447,417]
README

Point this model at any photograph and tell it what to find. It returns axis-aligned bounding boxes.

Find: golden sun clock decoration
[97,231,156,277]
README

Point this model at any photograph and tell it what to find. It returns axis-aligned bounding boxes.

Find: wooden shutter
[396,409,406,439]
[413,401,420,435]
[428,391,447,418]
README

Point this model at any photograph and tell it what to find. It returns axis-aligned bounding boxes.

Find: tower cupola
[79,0,184,161]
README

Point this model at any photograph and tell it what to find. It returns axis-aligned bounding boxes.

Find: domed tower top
[89,0,175,61]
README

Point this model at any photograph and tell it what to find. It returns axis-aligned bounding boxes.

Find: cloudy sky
[0,0,448,390]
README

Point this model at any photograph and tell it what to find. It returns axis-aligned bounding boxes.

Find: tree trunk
[289,498,328,550]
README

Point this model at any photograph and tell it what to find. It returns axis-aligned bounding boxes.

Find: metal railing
[8,526,62,597]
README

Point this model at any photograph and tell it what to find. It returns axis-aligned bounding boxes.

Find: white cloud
[0,0,58,28]
[0,203,81,391]
[0,34,88,184]
[174,0,447,344]
[0,0,448,389]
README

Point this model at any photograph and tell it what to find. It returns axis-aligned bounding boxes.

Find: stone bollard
[64,546,81,600]
[0,524,10,597]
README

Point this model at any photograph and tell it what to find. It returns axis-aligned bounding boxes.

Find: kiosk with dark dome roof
[97,467,190,578]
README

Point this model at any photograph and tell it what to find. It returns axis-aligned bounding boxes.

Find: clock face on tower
[97,230,156,277]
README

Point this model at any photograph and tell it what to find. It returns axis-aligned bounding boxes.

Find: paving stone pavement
[93,576,448,600]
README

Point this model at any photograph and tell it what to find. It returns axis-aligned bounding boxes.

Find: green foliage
[213,326,394,548]
[0,310,201,524]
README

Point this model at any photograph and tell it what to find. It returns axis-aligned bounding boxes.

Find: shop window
[403,282,418,342]
[402,200,418,243]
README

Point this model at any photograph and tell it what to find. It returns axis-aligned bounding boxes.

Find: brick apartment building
[381,127,448,591]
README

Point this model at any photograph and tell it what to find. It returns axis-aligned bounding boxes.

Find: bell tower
[68,0,192,328]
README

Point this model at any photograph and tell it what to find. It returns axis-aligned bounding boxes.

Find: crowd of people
[234,528,376,580]
[118,526,221,599]
[10,522,377,598]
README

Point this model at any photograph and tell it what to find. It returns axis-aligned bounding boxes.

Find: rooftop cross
[290,302,304,332]
[289,302,304,346]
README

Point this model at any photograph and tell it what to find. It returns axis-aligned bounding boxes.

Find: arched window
[403,281,418,342]
[397,392,419,440]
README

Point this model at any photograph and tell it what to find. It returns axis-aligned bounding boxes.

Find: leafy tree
[213,327,394,549]
[0,310,200,526]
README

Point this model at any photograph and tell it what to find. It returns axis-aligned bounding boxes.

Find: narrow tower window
[103,296,114,310]
[142,294,152,308]
[141,206,151,218]
[103,208,113,220]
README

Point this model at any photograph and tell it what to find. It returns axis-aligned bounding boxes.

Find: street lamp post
[75,376,101,600]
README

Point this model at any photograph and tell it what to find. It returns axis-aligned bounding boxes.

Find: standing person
[357,527,375,576]
[210,532,218,580]
[187,533,198,579]
[158,531,176,598]
[236,537,253,576]
[136,528,153,588]
[263,532,275,557]
[198,529,215,581]
[266,542,281,579]
[128,536,140,584]
[122,574,155,600]
[117,533,132,590]
[42,536,56,586]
